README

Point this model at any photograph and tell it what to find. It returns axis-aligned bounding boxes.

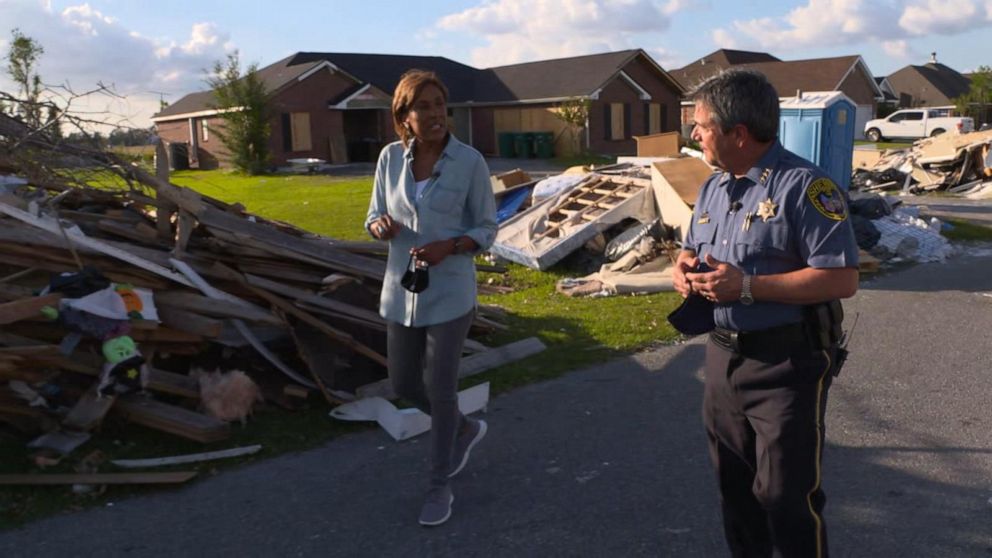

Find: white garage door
[854,105,874,140]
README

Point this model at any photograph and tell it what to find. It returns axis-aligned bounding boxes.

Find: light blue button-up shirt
[366,134,497,327]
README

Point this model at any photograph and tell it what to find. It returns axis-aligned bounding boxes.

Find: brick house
[885,53,972,108]
[671,49,884,139]
[152,49,685,169]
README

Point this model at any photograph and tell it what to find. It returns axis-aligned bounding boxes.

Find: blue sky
[1,0,989,129]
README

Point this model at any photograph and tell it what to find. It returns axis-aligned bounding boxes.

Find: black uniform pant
[703,335,835,558]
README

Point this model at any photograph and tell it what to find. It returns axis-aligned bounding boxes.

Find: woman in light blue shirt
[365,70,497,527]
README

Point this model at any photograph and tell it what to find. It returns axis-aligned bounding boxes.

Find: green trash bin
[514,132,534,159]
[497,132,516,158]
[534,132,554,158]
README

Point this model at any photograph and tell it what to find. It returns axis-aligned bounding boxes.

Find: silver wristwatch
[740,275,754,305]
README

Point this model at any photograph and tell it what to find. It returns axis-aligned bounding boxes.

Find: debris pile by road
[852,129,992,197]
[0,114,543,468]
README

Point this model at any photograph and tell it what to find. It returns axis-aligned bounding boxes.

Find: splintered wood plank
[170,259,315,389]
[591,187,635,198]
[97,219,163,247]
[157,306,223,338]
[174,210,195,255]
[145,367,200,399]
[0,293,61,325]
[458,337,547,378]
[130,326,205,344]
[0,201,195,288]
[154,140,177,242]
[114,394,229,443]
[285,318,340,405]
[0,472,197,485]
[216,265,386,369]
[237,264,326,285]
[62,384,115,431]
[154,290,281,325]
[242,272,384,327]
[0,282,35,302]
[128,164,385,279]
[111,445,262,468]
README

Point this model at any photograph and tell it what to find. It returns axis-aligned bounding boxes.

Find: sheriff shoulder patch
[806,178,847,221]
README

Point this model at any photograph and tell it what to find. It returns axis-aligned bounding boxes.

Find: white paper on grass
[329,382,489,441]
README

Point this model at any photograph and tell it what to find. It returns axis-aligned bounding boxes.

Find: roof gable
[673,53,882,100]
[886,62,972,104]
[154,49,683,121]
[672,49,780,89]
[474,49,682,103]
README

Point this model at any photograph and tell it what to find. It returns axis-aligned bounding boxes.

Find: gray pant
[387,310,474,486]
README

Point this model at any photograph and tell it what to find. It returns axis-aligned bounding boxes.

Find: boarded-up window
[202,120,209,142]
[610,103,624,140]
[648,103,662,134]
[290,112,312,151]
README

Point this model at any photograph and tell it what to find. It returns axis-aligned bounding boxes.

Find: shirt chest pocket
[735,220,793,274]
[692,222,717,251]
[427,184,467,215]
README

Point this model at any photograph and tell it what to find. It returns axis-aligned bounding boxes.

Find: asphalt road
[2,243,991,557]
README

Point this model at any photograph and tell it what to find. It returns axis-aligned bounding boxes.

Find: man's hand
[370,214,402,240]
[684,254,744,303]
[412,239,456,266]
[673,250,700,298]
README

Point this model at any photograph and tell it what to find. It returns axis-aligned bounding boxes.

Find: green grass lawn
[0,168,684,529]
[170,170,374,239]
[942,218,992,241]
[167,169,685,373]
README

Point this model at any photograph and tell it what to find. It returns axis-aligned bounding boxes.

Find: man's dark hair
[691,69,780,142]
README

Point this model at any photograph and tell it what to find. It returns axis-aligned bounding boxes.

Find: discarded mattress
[490,174,655,270]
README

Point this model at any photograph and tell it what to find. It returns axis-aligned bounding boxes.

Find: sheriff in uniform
[673,69,859,558]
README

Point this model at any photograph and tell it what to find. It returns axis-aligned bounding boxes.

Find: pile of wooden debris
[0,114,541,471]
[853,129,992,197]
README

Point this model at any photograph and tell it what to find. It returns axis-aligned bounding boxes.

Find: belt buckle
[727,330,740,352]
[713,328,741,353]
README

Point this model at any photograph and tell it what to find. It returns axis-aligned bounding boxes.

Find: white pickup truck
[864,109,974,142]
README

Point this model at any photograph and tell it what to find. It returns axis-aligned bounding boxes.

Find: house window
[645,103,663,134]
[603,103,633,140]
[610,103,625,140]
[292,112,312,151]
[283,112,312,152]
[202,120,209,142]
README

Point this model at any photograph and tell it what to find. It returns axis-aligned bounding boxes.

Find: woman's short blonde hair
[392,69,450,146]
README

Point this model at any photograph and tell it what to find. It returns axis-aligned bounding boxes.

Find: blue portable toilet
[778,91,856,190]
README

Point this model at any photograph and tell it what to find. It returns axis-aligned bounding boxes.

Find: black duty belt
[709,322,806,355]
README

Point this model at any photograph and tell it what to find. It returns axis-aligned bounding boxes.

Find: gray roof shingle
[154,49,681,120]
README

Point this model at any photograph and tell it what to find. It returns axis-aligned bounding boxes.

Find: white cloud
[710,0,992,53]
[435,0,681,67]
[0,0,233,128]
[646,46,684,69]
[710,0,902,51]
[882,39,914,58]
[899,0,983,35]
